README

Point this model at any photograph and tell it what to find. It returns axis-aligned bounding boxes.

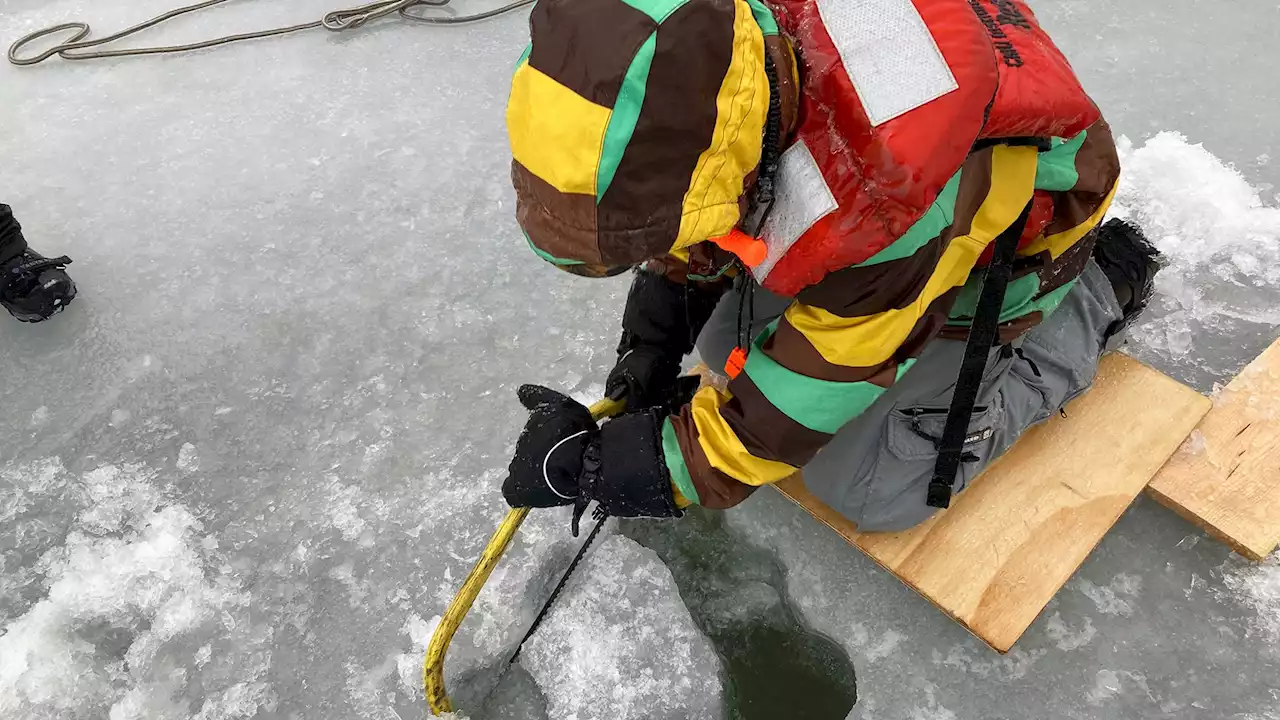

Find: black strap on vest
[926,201,1033,509]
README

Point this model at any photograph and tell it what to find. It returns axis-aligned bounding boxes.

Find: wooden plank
[775,353,1210,652]
[1147,338,1280,561]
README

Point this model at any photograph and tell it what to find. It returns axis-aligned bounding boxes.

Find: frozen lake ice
[1,0,1278,718]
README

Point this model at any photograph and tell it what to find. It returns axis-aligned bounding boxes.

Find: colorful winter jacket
[660,129,1119,508]
[506,0,1120,509]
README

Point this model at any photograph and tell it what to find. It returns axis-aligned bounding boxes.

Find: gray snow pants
[695,260,1124,532]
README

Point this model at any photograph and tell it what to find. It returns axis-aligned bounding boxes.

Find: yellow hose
[424,396,624,714]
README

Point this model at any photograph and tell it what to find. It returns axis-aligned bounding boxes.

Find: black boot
[0,249,76,322]
[1092,218,1160,339]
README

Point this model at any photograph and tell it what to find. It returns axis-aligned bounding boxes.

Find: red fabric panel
[967,0,1099,140]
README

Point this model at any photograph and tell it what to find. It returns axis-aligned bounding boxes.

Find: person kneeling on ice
[1,204,77,322]
[501,0,1160,532]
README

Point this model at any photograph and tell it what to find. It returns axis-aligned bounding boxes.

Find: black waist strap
[927,201,1033,509]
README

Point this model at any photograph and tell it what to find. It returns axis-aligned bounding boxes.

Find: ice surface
[2,0,1280,718]
[520,534,724,720]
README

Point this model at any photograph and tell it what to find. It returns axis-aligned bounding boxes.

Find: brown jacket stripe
[793,148,997,320]
[765,292,954,382]
[512,161,603,265]
[1038,228,1097,294]
[528,0,657,107]
[1045,120,1120,236]
[720,373,834,468]
[795,232,949,317]
[946,149,995,240]
[596,0,736,265]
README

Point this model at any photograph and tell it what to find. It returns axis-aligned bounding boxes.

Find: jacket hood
[506,0,798,272]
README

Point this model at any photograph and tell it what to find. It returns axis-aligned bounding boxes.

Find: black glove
[608,270,723,411]
[504,384,682,530]
[606,347,701,413]
[504,385,598,509]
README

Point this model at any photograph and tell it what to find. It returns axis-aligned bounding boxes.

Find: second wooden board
[1148,338,1280,561]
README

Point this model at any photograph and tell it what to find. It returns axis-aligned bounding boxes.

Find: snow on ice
[1111,132,1280,383]
[1222,552,1280,644]
[0,461,274,719]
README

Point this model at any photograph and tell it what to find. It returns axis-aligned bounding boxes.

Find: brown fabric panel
[1039,227,1097,295]
[795,233,947,316]
[596,0,736,265]
[527,0,656,107]
[719,373,834,467]
[669,404,760,509]
[1072,118,1120,194]
[938,311,1044,343]
[766,320,896,384]
[945,148,995,241]
[1045,118,1120,236]
[896,289,962,359]
[512,161,603,265]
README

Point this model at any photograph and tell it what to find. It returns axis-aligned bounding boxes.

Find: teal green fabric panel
[1034,131,1086,192]
[743,0,779,35]
[662,417,700,505]
[948,275,1079,325]
[619,0,690,22]
[856,169,963,268]
[1019,278,1078,320]
[949,272,1040,323]
[597,33,657,201]
[744,325,916,434]
[525,233,584,266]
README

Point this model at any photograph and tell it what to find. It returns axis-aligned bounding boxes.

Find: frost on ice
[0,461,274,720]
[520,535,724,720]
[1222,552,1280,643]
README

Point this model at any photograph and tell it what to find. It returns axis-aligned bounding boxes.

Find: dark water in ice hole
[462,507,858,720]
[620,509,857,720]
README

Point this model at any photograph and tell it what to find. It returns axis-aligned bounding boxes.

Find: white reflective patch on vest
[756,140,837,282]
[815,0,958,126]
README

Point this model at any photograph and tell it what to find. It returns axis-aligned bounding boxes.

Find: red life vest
[753,0,1099,296]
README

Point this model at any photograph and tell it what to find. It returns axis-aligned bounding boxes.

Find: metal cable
[8,0,535,66]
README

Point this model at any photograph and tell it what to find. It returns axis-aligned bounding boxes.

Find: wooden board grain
[1147,338,1280,561]
[775,353,1210,652]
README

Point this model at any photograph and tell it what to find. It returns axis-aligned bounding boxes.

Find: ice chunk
[520,535,724,720]
[177,442,200,472]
